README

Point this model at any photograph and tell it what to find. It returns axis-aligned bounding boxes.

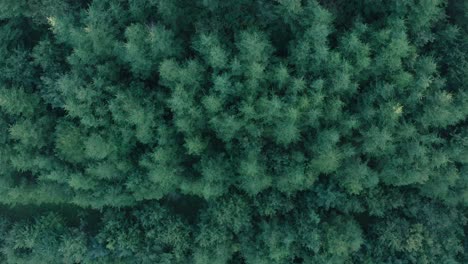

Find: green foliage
[0,0,467,263]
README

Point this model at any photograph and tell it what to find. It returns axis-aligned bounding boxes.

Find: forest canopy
[0,0,467,263]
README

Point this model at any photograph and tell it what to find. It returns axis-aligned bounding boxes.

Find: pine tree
[0,0,467,263]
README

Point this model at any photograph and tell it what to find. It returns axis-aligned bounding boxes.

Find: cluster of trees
[0,0,466,263]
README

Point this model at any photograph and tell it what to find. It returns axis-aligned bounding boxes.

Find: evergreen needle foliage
[0,0,467,263]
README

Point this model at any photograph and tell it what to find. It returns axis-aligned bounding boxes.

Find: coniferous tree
[0,0,466,263]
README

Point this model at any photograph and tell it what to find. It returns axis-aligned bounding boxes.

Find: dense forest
[0,0,467,263]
